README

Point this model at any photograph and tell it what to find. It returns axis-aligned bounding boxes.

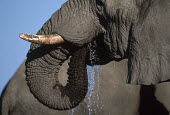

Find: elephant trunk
[25,44,88,110]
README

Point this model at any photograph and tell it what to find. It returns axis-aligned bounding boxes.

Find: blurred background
[0,0,67,94]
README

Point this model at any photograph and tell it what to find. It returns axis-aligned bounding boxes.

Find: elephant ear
[127,2,170,85]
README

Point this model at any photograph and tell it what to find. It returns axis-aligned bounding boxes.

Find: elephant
[18,0,170,111]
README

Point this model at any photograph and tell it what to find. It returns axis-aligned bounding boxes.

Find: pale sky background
[0,0,67,94]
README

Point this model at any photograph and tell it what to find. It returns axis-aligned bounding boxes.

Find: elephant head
[20,0,170,110]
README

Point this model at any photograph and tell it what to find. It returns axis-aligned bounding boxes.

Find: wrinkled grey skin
[1,60,170,115]
[0,60,140,115]
[24,0,170,110]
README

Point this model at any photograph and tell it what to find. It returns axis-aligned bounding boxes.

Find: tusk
[19,33,64,44]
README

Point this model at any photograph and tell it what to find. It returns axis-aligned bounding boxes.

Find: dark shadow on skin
[86,35,122,66]
[139,85,169,115]
[160,79,170,83]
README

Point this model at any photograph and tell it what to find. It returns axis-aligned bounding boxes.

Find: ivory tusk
[19,33,64,44]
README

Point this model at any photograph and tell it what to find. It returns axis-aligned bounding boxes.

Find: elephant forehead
[103,0,136,19]
[105,0,134,9]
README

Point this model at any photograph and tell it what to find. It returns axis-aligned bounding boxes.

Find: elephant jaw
[19,33,64,44]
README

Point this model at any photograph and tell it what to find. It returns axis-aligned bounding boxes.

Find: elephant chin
[25,44,88,110]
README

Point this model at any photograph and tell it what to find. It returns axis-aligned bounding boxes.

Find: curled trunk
[25,44,88,110]
[24,0,103,110]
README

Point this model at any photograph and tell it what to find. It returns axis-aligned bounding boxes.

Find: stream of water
[68,43,103,115]
[86,65,103,115]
